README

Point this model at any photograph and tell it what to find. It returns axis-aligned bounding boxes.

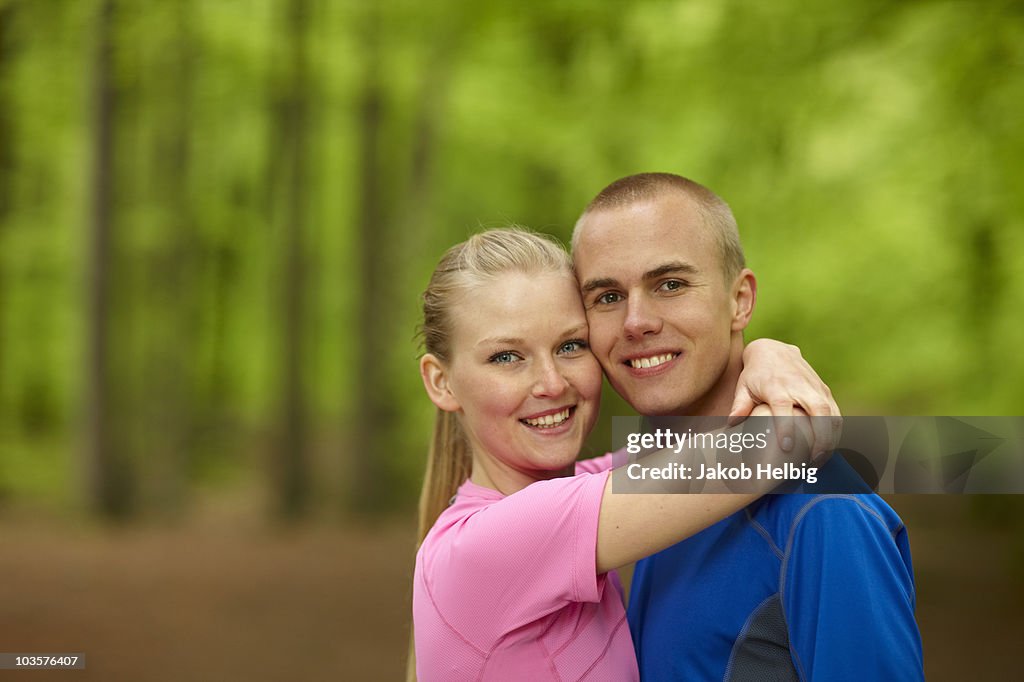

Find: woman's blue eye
[490,351,519,364]
[559,340,588,354]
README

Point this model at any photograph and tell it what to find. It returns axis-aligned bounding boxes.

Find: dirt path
[0,497,1020,681]
[0,515,416,681]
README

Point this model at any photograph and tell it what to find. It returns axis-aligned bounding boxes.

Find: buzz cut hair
[572,172,746,280]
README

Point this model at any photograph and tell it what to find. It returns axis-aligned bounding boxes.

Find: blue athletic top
[627,485,924,680]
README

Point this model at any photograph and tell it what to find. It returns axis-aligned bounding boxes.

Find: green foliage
[1,0,1021,515]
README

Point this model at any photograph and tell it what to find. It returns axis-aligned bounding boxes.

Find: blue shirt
[627,490,924,681]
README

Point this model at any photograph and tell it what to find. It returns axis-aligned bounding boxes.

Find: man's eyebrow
[644,262,698,280]
[580,277,618,294]
[580,262,698,294]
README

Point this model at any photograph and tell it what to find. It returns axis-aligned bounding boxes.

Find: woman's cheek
[581,357,604,401]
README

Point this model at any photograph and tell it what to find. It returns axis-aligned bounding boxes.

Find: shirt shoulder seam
[745,506,785,560]
[421,551,491,660]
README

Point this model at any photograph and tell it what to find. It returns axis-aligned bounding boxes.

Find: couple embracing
[410,173,924,681]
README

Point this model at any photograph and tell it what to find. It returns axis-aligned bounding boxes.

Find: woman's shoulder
[575,453,615,475]
[420,469,610,568]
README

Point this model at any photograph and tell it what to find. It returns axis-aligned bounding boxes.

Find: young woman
[411,228,822,680]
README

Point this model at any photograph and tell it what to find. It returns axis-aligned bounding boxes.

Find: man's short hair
[573,173,746,280]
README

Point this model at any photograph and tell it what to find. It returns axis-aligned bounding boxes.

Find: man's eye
[490,351,520,364]
[595,291,622,305]
[660,280,687,292]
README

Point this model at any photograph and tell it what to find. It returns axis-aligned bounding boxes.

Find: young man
[572,173,924,681]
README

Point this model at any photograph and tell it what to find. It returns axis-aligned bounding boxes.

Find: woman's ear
[730,268,757,332]
[420,353,461,412]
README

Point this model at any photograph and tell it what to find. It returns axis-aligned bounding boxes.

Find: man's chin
[621,393,684,417]
[638,406,684,417]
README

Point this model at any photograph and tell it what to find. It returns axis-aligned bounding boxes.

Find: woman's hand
[729,339,841,459]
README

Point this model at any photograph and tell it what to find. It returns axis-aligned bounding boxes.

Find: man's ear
[420,353,461,412]
[730,269,756,332]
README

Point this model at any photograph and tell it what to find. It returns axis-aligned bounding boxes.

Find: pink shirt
[413,455,638,681]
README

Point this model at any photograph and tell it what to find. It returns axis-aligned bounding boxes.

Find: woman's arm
[595,405,814,573]
[730,339,842,458]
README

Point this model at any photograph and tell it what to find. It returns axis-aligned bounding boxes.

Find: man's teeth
[523,408,571,428]
[629,353,677,369]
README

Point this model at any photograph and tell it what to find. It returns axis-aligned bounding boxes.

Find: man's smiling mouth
[626,353,680,369]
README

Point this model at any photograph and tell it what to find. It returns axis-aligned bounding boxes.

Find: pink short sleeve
[423,470,611,646]
[575,453,615,475]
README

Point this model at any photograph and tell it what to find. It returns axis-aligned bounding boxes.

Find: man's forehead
[575,193,701,243]
[574,198,710,271]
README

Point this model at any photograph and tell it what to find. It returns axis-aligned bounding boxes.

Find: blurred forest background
[0,0,1022,679]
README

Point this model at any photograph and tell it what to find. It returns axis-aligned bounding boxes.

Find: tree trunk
[144,0,196,517]
[273,0,312,520]
[0,1,16,418]
[84,0,132,519]
[0,0,17,505]
[349,6,390,513]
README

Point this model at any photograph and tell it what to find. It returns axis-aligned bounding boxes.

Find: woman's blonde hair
[408,227,572,681]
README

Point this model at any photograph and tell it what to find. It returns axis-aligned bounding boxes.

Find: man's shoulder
[752,493,905,548]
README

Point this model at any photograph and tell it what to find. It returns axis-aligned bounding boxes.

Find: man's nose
[623,294,662,339]
[532,358,570,398]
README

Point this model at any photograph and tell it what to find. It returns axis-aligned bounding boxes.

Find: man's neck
[679,341,745,417]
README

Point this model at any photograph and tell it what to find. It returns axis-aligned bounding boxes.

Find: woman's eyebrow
[476,324,587,349]
[476,336,525,348]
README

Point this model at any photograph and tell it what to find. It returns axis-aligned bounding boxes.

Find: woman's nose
[532,359,570,398]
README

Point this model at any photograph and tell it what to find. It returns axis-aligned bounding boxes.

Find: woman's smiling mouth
[520,406,576,430]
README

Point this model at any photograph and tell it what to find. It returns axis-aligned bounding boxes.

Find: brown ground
[0,496,1020,681]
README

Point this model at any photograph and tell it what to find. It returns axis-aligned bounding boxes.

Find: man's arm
[730,339,842,458]
[782,496,924,681]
